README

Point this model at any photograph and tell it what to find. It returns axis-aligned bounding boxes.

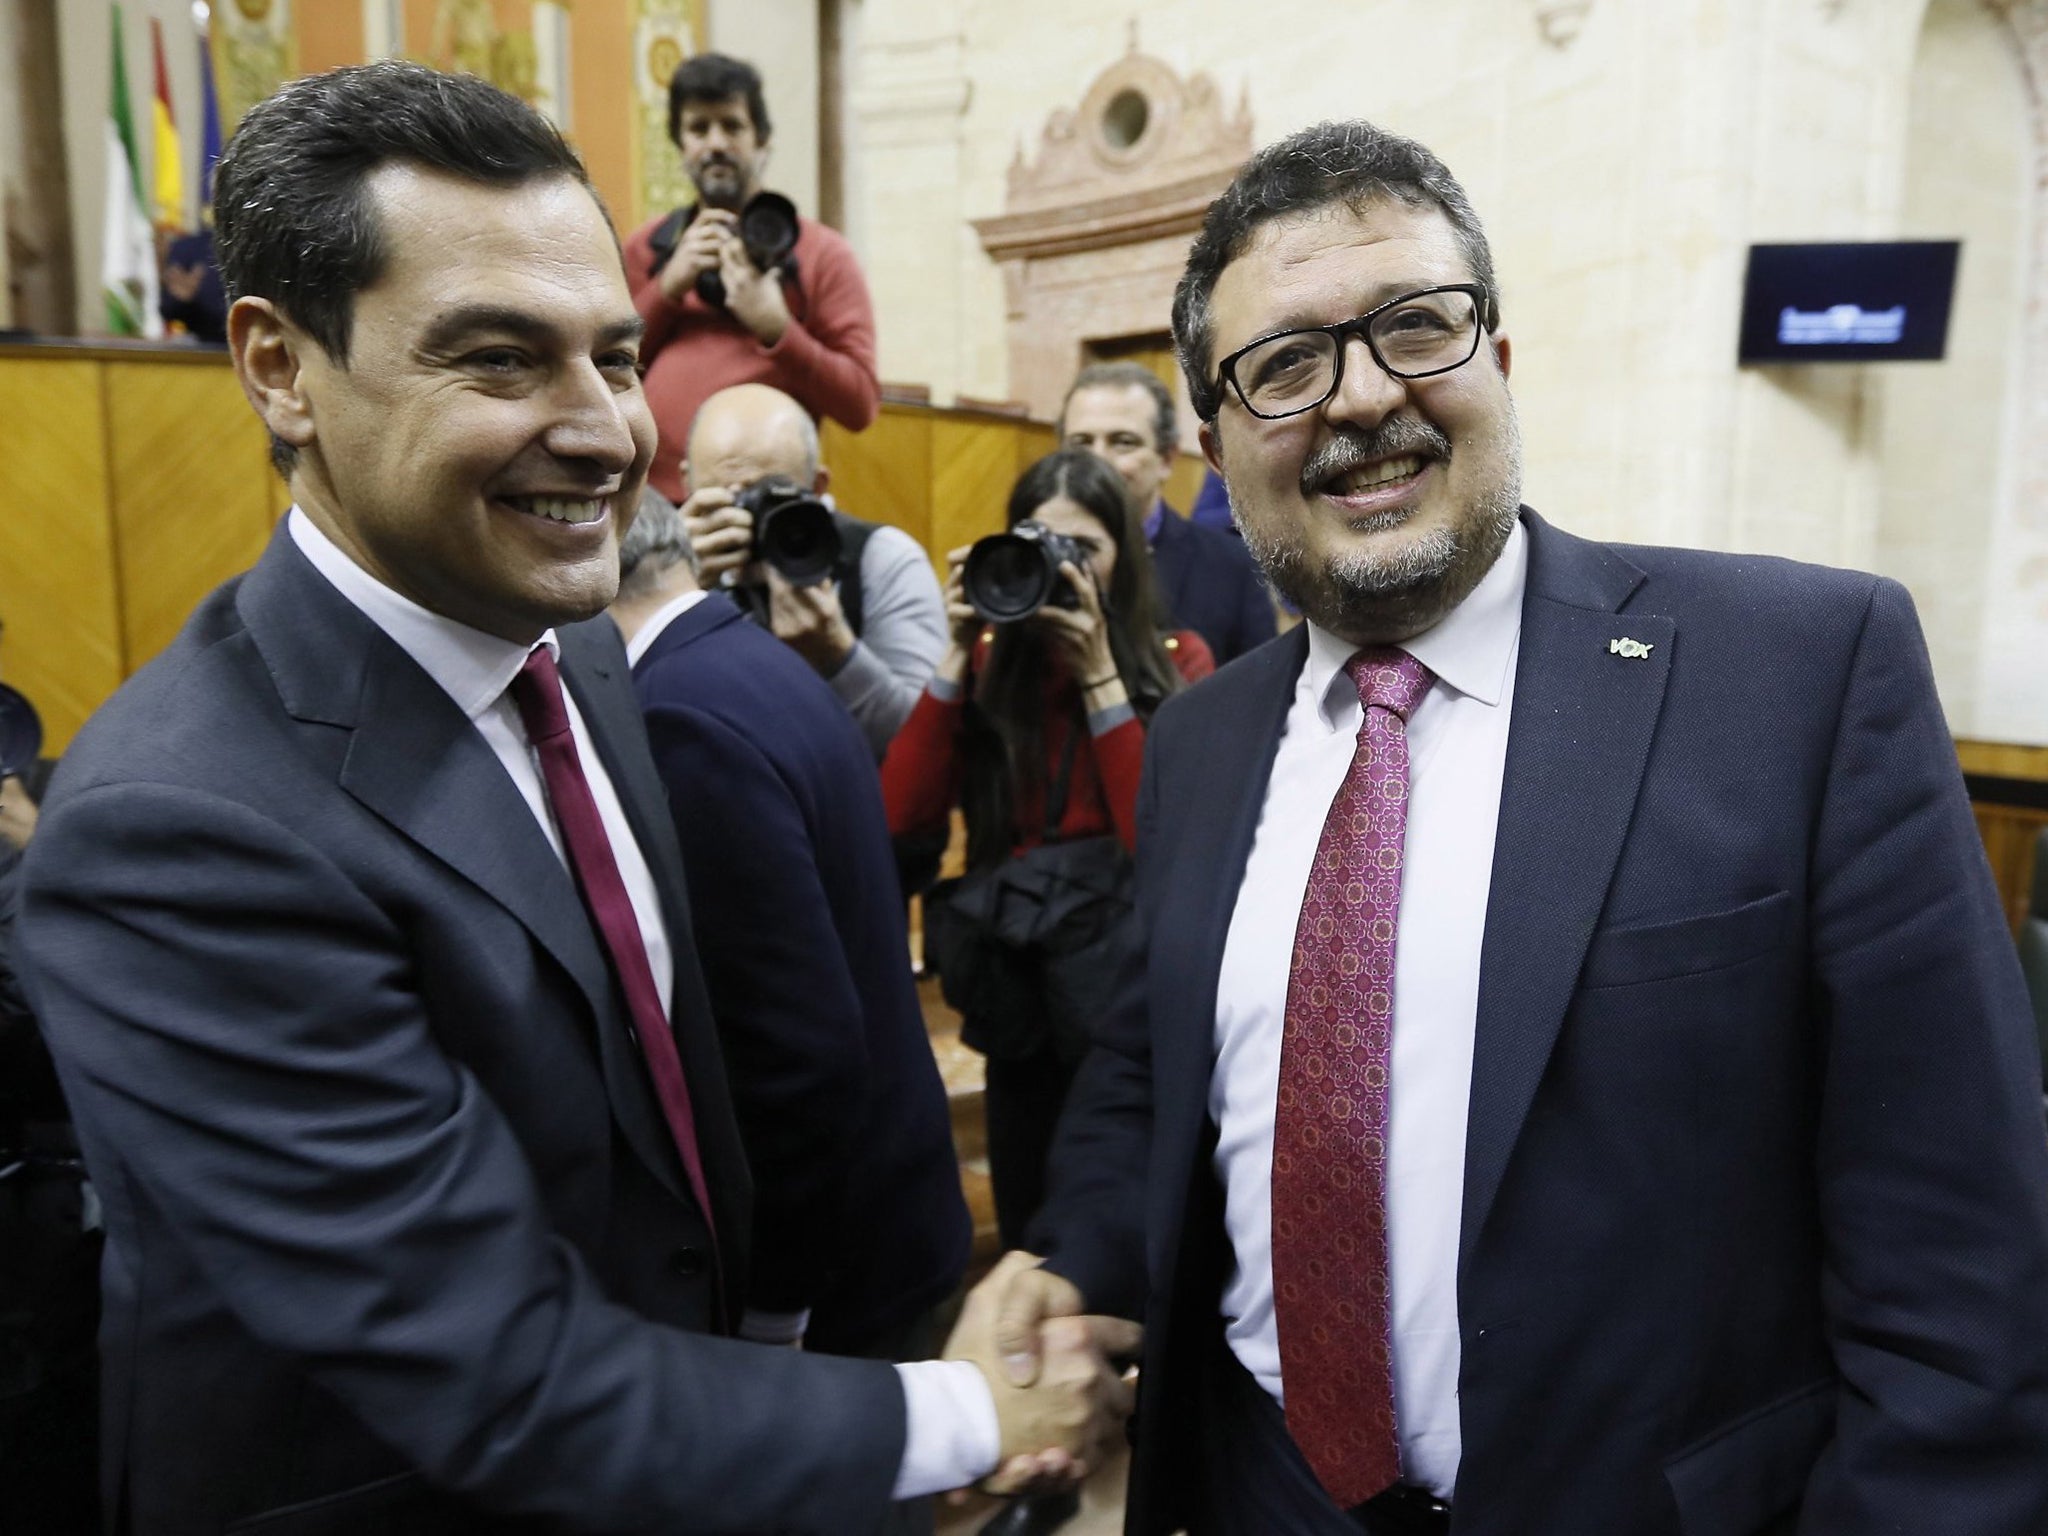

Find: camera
[962,521,1088,623]
[647,193,802,310]
[734,476,840,587]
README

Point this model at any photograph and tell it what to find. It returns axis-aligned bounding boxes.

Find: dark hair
[1172,119,1501,422]
[960,449,1182,870]
[667,53,772,145]
[213,62,595,474]
[1061,362,1178,454]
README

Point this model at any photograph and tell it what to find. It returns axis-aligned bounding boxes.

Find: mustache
[1299,418,1453,496]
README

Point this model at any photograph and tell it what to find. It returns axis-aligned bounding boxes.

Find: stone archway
[970,47,1254,436]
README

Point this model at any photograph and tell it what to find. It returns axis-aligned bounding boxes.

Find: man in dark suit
[1060,362,1275,665]
[986,120,2048,1534]
[17,63,1131,1535]
[607,488,970,1398]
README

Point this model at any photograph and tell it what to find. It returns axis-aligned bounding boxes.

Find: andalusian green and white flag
[102,5,161,337]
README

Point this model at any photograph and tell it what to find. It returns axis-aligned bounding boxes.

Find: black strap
[1042,694,1088,841]
[831,511,878,636]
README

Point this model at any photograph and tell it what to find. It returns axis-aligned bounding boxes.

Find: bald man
[681,384,946,758]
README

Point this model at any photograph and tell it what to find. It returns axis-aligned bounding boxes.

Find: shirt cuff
[891,1359,1001,1499]
[1087,701,1136,735]
[738,1307,810,1346]
[926,674,965,704]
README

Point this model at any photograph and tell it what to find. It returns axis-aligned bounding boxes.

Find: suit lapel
[240,535,698,1211]
[1153,629,1306,1147]
[1459,514,1673,1265]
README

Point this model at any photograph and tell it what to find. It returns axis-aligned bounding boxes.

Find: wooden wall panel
[823,406,934,557]
[0,358,120,753]
[1013,421,1058,479]
[931,419,1020,564]
[105,362,276,672]
[1974,804,2048,935]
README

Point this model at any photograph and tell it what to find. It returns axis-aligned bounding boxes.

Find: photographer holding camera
[881,451,1210,1535]
[884,448,1211,1245]
[626,52,880,507]
[683,383,947,759]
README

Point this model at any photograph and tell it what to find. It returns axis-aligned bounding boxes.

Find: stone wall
[845,0,2048,741]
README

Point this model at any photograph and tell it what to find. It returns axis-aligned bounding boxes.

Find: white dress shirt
[1211,519,1527,1498]
[287,510,675,1014]
[292,512,997,1501]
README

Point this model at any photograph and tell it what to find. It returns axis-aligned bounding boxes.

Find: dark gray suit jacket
[1035,510,2048,1535]
[19,530,906,1534]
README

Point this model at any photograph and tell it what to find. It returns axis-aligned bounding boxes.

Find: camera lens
[739,193,800,270]
[963,526,1070,623]
[756,497,840,586]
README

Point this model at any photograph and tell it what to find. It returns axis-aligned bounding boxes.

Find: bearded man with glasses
[963,119,2048,1536]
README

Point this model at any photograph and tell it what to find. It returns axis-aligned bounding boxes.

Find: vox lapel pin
[1608,637,1655,660]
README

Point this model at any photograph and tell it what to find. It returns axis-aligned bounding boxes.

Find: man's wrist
[891,1358,1001,1499]
[791,622,856,675]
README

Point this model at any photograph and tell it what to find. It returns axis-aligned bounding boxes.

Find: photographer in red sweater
[624,53,878,505]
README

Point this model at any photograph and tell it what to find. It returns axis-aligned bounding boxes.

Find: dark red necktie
[509,647,717,1256]
[1270,648,1433,1510]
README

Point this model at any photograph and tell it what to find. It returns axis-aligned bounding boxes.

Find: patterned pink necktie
[509,649,719,1268]
[1271,647,1434,1510]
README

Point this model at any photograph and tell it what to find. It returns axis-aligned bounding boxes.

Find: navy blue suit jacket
[1148,502,1274,667]
[20,533,907,1534]
[1035,511,2048,1535]
[630,593,969,1351]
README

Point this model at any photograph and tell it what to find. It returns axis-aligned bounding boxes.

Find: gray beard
[1234,415,1523,644]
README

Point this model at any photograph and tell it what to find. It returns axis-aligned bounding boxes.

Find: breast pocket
[1580,889,1793,991]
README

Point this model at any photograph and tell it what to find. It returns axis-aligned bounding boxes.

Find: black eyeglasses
[1211,284,1490,420]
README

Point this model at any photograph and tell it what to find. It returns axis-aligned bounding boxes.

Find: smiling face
[277,166,654,642]
[1062,383,1174,518]
[676,93,767,211]
[1199,197,1522,645]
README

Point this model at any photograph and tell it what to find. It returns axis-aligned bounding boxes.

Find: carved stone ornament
[971,48,1253,263]
[1531,0,1594,47]
[971,46,1255,425]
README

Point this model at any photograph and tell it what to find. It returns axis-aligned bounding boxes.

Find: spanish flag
[150,17,183,231]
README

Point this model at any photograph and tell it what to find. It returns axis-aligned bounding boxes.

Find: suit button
[669,1246,706,1278]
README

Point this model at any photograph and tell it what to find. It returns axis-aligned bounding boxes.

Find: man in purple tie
[16,62,1133,1535]
[979,120,2048,1534]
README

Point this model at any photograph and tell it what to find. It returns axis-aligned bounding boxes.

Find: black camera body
[735,476,840,587]
[0,683,41,779]
[962,521,1088,624]
[647,193,802,310]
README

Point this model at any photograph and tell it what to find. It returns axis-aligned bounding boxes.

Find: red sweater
[624,210,880,501]
[882,632,1215,858]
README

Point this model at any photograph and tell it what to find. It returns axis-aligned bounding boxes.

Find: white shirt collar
[287,507,557,722]
[622,588,712,667]
[1302,515,1528,729]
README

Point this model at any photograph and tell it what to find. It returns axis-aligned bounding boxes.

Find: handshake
[941,1250,1143,1494]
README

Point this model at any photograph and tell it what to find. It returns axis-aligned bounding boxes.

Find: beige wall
[846,0,2048,742]
[1877,0,2030,736]
[708,0,820,217]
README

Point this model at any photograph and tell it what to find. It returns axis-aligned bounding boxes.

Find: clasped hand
[941,1250,1142,1496]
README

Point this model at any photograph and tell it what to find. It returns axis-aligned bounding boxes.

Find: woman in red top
[884,449,1212,1254]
